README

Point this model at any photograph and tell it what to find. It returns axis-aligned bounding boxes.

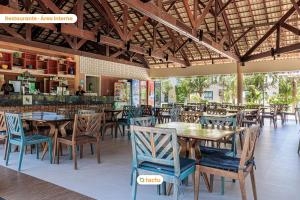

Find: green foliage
[189,76,210,97]
[175,78,192,103]
[219,75,237,104]
[269,77,294,105]
[161,80,173,102]
[244,73,266,104]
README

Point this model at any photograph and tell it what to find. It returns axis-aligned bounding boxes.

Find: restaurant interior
[0,0,299,200]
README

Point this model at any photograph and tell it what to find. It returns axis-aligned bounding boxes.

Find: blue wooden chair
[118,106,142,139]
[130,116,156,127]
[5,113,53,171]
[195,125,260,200]
[129,116,156,186]
[199,115,237,194]
[130,125,196,200]
[0,112,8,160]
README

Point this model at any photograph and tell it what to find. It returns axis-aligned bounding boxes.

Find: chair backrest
[5,113,25,138]
[140,105,153,116]
[206,108,227,115]
[130,116,156,127]
[121,105,136,119]
[0,112,7,132]
[78,109,96,115]
[72,113,104,140]
[170,107,181,122]
[180,111,202,123]
[239,125,260,168]
[200,115,237,127]
[130,126,180,176]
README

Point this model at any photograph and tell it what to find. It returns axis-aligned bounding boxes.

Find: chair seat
[200,146,234,157]
[11,134,50,144]
[140,158,195,176]
[117,118,128,124]
[198,154,253,172]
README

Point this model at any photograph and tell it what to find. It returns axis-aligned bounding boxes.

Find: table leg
[52,128,58,164]
[41,123,56,160]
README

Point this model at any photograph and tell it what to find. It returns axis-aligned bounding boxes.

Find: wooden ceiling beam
[126,16,149,41]
[195,0,214,28]
[217,0,233,16]
[183,0,195,28]
[281,22,300,35]
[230,27,253,47]
[98,0,126,40]
[119,0,239,61]
[0,24,24,40]
[244,43,300,62]
[291,0,300,15]
[0,4,186,66]
[242,0,300,60]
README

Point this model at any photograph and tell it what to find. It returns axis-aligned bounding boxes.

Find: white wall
[150,58,300,78]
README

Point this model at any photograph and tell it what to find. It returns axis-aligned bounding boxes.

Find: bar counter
[0,95,114,106]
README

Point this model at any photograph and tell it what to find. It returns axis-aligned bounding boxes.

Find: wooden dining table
[156,122,245,159]
[21,112,73,163]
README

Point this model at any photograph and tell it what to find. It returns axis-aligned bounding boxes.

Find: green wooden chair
[5,113,52,171]
[130,125,196,200]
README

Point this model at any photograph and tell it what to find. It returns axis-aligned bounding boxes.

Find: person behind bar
[1,80,14,95]
[76,85,85,96]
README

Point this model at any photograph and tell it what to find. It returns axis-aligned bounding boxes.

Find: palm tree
[190,76,210,98]
[161,80,173,102]
[175,78,193,103]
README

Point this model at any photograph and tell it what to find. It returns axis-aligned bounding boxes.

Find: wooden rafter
[242,0,300,61]
[119,0,239,61]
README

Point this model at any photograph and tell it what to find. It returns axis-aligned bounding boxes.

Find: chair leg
[194,169,200,200]
[221,176,225,195]
[48,140,52,164]
[79,145,83,159]
[6,141,11,166]
[250,169,258,200]
[96,142,100,164]
[298,138,300,154]
[90,144,94,155]
[239,175,247,200]
[3,138,8,160]
[36,144,39,159]
[56,142,60,164]
[209,174,214,192]
[72,144,77,170]
[68,146,72,160]
[131,169,138,200]
[18,144,25,171]
[173,179,180,200]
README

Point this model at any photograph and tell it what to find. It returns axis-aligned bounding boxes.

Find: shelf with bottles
[65,60,76,75]
[0,52,13,70]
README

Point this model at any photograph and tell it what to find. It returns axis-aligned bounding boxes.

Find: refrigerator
[147,80,155,106]
[113,81,131,109]
[140,81,147,106]
[131,80,140,107]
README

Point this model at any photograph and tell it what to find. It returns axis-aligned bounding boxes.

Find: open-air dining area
[0,0,300,200]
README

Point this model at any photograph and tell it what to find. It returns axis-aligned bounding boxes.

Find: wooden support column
[237,62,243,104]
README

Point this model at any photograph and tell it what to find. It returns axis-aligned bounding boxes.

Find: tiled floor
[0,121,299,200]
